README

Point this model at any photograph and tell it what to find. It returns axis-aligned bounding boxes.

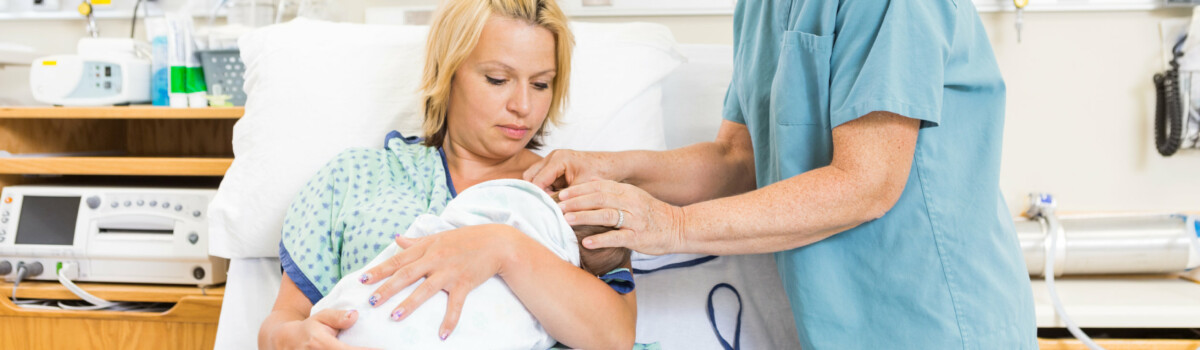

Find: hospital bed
[208,20,802,349]
[206,19,1200,350]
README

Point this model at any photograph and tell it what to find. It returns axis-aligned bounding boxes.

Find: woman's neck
[441,138,540,192]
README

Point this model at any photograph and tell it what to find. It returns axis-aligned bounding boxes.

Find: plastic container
[197,49,246,107]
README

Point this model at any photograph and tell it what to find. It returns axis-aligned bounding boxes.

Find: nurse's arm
[677,111,920,255]
[527,120,756,206]
[621,120,757,204]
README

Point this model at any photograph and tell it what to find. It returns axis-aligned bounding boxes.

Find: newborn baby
[311,179,630,349]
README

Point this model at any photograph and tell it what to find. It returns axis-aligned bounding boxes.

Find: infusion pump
[0,186,227,286]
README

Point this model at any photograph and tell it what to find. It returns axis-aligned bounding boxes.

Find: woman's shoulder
[321,131,439,166]
[383,130,442,161]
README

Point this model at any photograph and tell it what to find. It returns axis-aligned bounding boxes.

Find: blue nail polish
[359,274,370,283]
[440,331,449,341]
[368,295,378,306]
[391,309,404,321]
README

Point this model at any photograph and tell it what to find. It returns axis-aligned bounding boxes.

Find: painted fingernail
[391,308,405,321]
[440,330,450,341]
[368,294,379,306]
[392,233,400,239]
[359,273,371,283]
[563,213,576,224]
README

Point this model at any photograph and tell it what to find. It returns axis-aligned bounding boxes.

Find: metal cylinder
[1016,215,1198,276]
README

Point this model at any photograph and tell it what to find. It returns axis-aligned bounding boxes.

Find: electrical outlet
[30,0,60,12]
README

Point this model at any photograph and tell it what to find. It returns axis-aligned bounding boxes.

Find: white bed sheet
[214,254,801,349]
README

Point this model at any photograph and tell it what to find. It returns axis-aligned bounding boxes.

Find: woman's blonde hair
[420,0,573,149]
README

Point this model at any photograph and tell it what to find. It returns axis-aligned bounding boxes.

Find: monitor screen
[14,196,81,246]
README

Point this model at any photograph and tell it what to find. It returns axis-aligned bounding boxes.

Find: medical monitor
[14,196,80,246]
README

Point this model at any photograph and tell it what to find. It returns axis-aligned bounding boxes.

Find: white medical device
[29,38,151,106]
[0,186,227,286]
[1017,194,1200,276]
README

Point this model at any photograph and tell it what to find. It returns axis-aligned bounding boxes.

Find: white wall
[984,9,1200,214]
[1,5,1196,213]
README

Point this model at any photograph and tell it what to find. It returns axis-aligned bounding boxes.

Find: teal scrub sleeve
[722,81,745,124]
[829,0,959,129]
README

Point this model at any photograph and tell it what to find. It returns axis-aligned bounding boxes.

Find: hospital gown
[280,131,454,304]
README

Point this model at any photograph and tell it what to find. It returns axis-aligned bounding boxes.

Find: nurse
[525,0,1037,348]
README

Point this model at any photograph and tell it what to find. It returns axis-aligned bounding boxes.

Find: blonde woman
[258,0,637,349]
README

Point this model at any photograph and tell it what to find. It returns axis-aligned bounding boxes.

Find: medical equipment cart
[0,106,240,349]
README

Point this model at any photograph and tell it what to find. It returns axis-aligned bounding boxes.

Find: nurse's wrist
[668,204,691,254]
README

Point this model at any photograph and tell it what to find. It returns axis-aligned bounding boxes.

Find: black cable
[1154,35,1186,157]
[130,0,146,39]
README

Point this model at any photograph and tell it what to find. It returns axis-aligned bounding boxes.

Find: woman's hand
[268,309,373,350]
[558,180,688,255]
[356,224,519,341]
[523,149,621,193]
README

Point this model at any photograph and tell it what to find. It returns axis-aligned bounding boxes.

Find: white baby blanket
[311,179,579,349]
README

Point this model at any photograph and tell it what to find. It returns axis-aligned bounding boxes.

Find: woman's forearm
[259,274,308,350]
[497,228,636,350]
[259,310,305,350]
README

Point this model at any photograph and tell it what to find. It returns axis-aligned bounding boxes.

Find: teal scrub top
[723,0,1037,348]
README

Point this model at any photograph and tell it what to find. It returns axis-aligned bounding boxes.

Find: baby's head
[550,192,632,276]
[571,224,632,276]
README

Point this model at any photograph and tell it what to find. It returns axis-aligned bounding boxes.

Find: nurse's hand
[356,224,518,341]
[557,180,687,255]
[523,149,621,193]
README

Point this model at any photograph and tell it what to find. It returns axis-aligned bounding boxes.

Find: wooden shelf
[0,281,223,304]
[1039,339,1200,350]
[0,157,232,176]
[0,106,243,120]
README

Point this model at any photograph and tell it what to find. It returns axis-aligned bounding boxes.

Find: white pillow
[208,19,428,258]
[208,19,682,259]
[538,21,684,154]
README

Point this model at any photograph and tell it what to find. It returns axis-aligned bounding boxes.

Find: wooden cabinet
[0,106,240,185]
[0,106,240,349]
[0,281,224,349]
